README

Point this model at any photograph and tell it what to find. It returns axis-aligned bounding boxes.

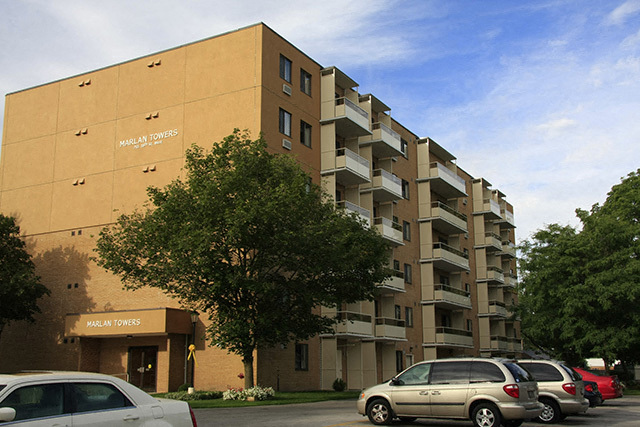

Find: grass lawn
[157,391,360,409]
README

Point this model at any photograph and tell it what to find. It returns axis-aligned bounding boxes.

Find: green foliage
[165,390,222,401]
[95,130,391,384]
[222,385,275,401]
[0,214,49,341]
[518,169,640,365]
[332,378,346,392]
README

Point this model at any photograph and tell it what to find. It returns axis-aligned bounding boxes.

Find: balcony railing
[488,300,507,317]
[336,200,371,227]
[359,122,403,158]
[424,201,468,235]
[375,317,406,340]
[497,208,516,229]
[419,162,467,198]
[321,97,371,137]
[500,241,516,258]
[474,198,501,219]
[427,284,472,309]
[374,217,404,246]
[424,242,470,272]
[367,169,402,202]
[379,269,405,293]
[324,147,371,186]
[490,335,509,350]
[433,327,474,348]
[334,311,373,337]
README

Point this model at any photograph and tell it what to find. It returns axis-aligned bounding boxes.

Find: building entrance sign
[119,128,179,149]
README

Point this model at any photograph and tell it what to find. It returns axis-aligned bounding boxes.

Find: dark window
[470,361,506,383]
[402,179,410,199]
[393,259,400,271]
[396,351,404,373]
[300,120,312,147]
[279,55,292,82]
[506,363,535,383]
[279,108,291,137]
[395,305,402,319]
[300,69,311,95]
[466,319,473,331]
[403,221,411,241]
[1,383,66,421]
[404,263,412,284]
[72,382,133,413]
[401,138,409,158]
[431,361,471,384]
[295,343,308,371]
[397,363,431,385]
[560,364,582,381]
[405,307,413,327]
[519,363,563,381]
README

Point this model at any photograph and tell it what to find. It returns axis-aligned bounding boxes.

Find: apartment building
[0,23,522,393]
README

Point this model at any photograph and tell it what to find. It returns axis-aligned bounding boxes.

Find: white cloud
[605,0,640,25]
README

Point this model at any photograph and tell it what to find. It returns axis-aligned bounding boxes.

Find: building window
[403,221,411,241]
[295,343,308,371]
[401,138,409,158]
[404,263,412,284]
[279,108,291,137]
[396,350,404,373]
[300,69,311,95]
[300,120,312,147]
[405,307,413,327]
[395,305,402,320]
[402,179,410,199]
[467,319,473,332]
[280,55,292,83]
[393,259,400,271]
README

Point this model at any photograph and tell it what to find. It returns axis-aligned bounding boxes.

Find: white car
[0,371,197,426]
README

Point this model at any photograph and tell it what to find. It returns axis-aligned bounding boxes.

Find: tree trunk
[243,355,254,389]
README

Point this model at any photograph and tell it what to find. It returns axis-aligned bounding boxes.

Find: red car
[573,367,623,401]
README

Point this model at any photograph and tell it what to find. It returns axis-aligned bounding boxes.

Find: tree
[0,214,49,344]
[95,130,391,387]
[517,169,640,367]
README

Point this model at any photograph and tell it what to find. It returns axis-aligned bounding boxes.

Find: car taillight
[503,384,519,398]
[189,405,198,427]
[585,383,594,392]
[562,383,576,395]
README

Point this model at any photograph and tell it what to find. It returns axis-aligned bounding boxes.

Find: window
[402,179,410,199]
[400,138,409,158]
[279,108,291,137]
[393,259,400,271]
[396,351,404,373]
[300,69,311,95]
[431,361,472,384]
[470,361,506,383]
[1,383,65,421]
[403,220,411,241]
[279,55,291,82]
[403,263,412,284]
[300,120,312,147]
[397,362,431,384]
[467,319,473,332]
[72,382,132,412]
[519,363,563,381]
[394,305,402,319]
[405,307,413,327]
[295,343,309,371]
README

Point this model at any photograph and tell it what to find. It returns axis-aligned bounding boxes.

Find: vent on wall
[282,84,292,96]
[282,139,292,150]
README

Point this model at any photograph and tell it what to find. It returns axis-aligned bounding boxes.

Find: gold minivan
[357,358,543,427]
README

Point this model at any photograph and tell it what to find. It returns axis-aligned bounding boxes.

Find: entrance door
[128,346,158,392]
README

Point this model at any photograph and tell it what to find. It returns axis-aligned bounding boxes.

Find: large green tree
[0,214,49,344]
[518,169,640,367]
[95,130,391,387]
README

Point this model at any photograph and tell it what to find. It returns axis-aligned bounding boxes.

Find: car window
[71,382,133,413]
[506,362,535,382]
[396,363,432,385]
[0,383,65,421]
[430,361,471,384]
[560,364,581,381]
[0,385,5,392]
[470,361,506,383]
[521,363,563,381]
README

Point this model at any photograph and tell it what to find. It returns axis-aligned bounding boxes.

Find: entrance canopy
[65,307,194,338]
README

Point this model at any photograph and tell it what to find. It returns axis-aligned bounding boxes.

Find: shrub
[332,378,347,392]
[165,390,222,401]
[222,385,275,401]
[177,383,191,392]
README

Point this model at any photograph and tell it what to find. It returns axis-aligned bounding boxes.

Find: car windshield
[560,364,581,381]
[505,362,534,382]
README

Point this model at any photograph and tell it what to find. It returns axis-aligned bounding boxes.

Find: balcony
[500,241,516,258]
[490,335,509,351]
[359,122,403,158]
[336,200,371,227]
[334,311,373,338]
[497,208,516,229]
[487,300,507,317]
[475,232,503,251]
[507,337,523,352]
[424,284,472,310]
[477,266,505,285]
[374,217,404,246]
[423,202,468,235]
[418,162,467,198]
[323,147,371,186]
[503,273,517,289]
[378,269,405,293]
[375,317,406,341]
[364,169,402,202]
[429,327,474,348]
[474,198,501,220]
[321,97,371,138]
[422,242,469,272]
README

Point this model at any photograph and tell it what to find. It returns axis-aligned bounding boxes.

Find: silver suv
[517,360,589,423]
[356,358,543,427]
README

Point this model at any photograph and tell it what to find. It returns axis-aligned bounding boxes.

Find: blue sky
[1,0,639,241]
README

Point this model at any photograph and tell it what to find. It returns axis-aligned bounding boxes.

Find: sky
[1,0,639,241]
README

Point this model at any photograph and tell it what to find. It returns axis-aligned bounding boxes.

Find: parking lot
[193,395,640,427]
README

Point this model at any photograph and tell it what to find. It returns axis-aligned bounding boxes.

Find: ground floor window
[295,343,308,371]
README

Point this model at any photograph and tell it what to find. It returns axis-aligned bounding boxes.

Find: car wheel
[536,398,561,423]
[399,416,417,423]
[502,420,524,427]
[367,398,393,425]
[472,402,502,427]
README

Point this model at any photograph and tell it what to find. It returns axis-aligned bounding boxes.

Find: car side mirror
[391,377,401,386]
[0,407,16,422]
